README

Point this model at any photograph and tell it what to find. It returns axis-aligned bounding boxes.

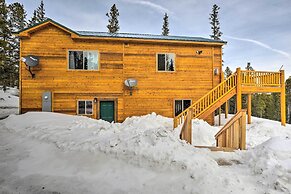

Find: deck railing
[214,110,247,150]
[241,70,281,87]
[173,69,283,130]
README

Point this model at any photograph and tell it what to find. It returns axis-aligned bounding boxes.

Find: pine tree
[223,66,236,113]
[162,13,169,36]
[242,63,255,108]
[7,2,27,87]
[28,10,37,26]
[28,0,46,27]
[286,76,291,123]
[224,66,232,78]
[252,94,266,118]
[106,4,120,33]
[0,0,13,90]
[36,0,45,22]
[209,4,222,40]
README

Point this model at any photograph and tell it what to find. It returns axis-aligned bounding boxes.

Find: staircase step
[194,146,236,152]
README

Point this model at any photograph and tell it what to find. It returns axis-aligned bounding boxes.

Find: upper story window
[157,53,175,72]
[69,51,98,70]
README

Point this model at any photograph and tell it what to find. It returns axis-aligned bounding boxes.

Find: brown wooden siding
[20,24,222,124]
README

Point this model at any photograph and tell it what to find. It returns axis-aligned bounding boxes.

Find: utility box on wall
[42,91,52,112]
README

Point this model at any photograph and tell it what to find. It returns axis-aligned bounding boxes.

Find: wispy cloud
[225,35,291,58]
[122,0,172,14]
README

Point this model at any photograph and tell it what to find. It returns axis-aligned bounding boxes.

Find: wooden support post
[218,107,221,126]
[236,68,242,112]
[247,94,252,124]
[225,101,228,119]
[280,70,286,126]
[181,109,192,144]
[173,118,177,129]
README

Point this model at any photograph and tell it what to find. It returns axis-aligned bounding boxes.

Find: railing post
[280,70,286,126]
[247,94,252,124]
[236,68,242,112]
[173,118,177,128]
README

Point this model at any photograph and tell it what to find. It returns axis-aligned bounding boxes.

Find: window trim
[77,100,93,115]
[173,99,192,117]
[67,50,100,71]
[156,53,176,72]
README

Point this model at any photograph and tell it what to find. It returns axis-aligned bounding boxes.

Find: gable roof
[17,18,226,45]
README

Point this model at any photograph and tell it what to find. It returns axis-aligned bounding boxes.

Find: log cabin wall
[19,23,223,124]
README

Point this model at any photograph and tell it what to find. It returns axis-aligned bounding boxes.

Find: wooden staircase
[174,68,285,149]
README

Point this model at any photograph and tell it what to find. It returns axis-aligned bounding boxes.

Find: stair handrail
[214,109,247,150]
[174,72,237,128]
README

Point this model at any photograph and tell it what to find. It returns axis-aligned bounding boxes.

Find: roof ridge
[75,30,207,38]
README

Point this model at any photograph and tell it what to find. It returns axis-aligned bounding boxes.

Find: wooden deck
[176,68,286,150]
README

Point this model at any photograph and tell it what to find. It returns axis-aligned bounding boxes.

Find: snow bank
[2,112,291,193]
[1,112,219,174]
[247,117,291,147]
[246,136,291,192]
[0,87,19,108]
[192,119,219,146]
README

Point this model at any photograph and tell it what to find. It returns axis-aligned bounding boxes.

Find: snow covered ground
[0,95,290,193]
[0,87,19,119]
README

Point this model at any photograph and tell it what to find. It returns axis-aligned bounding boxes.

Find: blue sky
[8,0,291,76]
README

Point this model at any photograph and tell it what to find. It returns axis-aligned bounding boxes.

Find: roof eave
[15,18,79,38]
[73,34,226,45]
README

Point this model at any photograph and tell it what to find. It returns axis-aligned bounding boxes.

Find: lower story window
[174,99,191,116]
[78,100,93,115]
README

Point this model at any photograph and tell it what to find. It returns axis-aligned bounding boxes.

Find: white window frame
[68,50,99,71]
[156,53,176,72]
[77,100,93,115]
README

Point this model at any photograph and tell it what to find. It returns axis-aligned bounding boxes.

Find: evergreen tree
[242,62,255,109]
[36,0,45,22]
[28,0,46,27]
[224,66,236,114]
[28,10,37,26]
[8,2,27,31]
[7,2,27,87]
[224,66,232,78]
[209,4,222,40]
[252,93,267,118]
[106,4,120,33]
[286,76,291,123]
[162,13,169,36]
[0,0,13,90]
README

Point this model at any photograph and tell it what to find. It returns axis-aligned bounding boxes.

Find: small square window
[157,53,175,72]
[78,100,93,115]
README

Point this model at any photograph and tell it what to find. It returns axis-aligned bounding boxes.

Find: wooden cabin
[17,18,225,124]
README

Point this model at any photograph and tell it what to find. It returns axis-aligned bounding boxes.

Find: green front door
[100,101,115,122]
